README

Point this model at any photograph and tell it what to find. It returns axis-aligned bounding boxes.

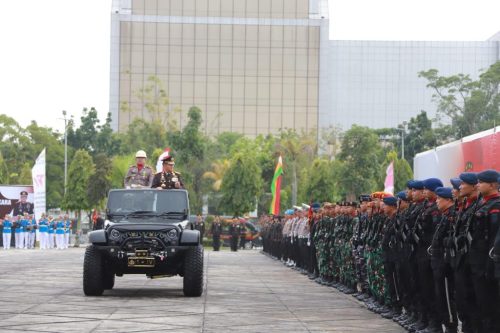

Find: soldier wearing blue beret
[379,196,402,319]
[411,178,443,332]
[453,170,484,331]
[450,178,462,202]
[468,169,500,331]
[430,187,459,332]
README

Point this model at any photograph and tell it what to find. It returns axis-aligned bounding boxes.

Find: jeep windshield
[106,189,189,221]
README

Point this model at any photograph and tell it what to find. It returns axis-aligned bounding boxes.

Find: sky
[0,0,499,134]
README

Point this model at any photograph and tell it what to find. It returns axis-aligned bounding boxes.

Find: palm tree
[202,159,231,191]
[275,130,316,205]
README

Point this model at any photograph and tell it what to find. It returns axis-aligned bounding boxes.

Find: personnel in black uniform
[229,220,240,252]
[12,191,34,248]
[453,172,481,332]
[211,216,222,251]
[415,178,443,333]
[468,169,500,332]
[195,214,206,238]
[151,156,184,189]
[431,187,458,333]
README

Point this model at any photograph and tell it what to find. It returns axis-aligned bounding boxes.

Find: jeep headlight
[167,229,178,240]
[110,229,121,241]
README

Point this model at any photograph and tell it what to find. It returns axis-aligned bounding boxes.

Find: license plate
[128,257,155,267]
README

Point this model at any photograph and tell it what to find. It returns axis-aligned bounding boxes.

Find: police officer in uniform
[229,220,240,252]
[124,150,154,188]
[211,216,222,251]
[151,156,184,189]
[12,191,34,248]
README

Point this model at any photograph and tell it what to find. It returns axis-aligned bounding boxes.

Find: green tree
[120,119,167,156]
[219,153,263,216]
[136,75,177,130]
[337,125,383,200]
[95,112,122,156]
[62,150,95,226]
[168,106,207,213]
[0,115,31,183]
[18,162,32,185]
[210,132,244,159]
[203,159,230,191]
[25,122,66,208]
[67,107,99,152]
[87,153,112,209]
[0,152,9,184]
[404,111,437,166]
[110,154,134,189]
[275,129,316,205]
[303,158,335,203]
[419,61,500,138]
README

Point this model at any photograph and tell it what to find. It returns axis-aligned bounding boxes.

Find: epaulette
[175,171,182,175]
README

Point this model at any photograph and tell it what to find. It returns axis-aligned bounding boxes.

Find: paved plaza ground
[0,247,404,332]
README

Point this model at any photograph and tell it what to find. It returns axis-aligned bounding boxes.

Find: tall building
[110,1,500,135]
[325,40,500,130]
[110,0,330,135]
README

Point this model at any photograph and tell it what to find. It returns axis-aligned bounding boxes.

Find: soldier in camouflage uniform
[343,202,357,293]
[124,150,154,188]
[353,195,372,301]
[365,192,391,314]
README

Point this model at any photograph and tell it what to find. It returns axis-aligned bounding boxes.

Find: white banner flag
[32,148,46,220]
[384,161,394,195]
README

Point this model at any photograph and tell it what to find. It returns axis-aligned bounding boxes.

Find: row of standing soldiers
[261,169,500,333]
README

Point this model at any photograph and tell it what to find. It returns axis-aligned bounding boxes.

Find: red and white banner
[414,126,500,185]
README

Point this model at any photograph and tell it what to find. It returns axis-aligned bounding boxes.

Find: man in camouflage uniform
[364,193,387,313]
[124,150,154,188]
[353,195,371,301]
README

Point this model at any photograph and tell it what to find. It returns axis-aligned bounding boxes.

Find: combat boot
[357,293,370,301]
[415,327,442,333]
[443,325,457,333]
[408,318,428,332]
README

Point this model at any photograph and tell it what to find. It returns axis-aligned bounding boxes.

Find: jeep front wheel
[183,245,204,297]
[103,268,115,290]
[83,245,104,296]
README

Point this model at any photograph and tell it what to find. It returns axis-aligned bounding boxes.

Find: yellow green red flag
[269,156,283,215]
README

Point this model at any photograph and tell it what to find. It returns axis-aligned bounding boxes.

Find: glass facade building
[324,40,500,130]
[110,0,330,135]
[110,1,500,134]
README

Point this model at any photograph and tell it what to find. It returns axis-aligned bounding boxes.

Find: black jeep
[83,189,203,297]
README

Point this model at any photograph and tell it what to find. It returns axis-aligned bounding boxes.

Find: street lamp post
[400,121,408,161]
[62,110,68,195]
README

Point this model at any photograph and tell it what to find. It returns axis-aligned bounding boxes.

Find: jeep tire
[103,267,115,290]
[183,245,204,297]
[83,245,105,296]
